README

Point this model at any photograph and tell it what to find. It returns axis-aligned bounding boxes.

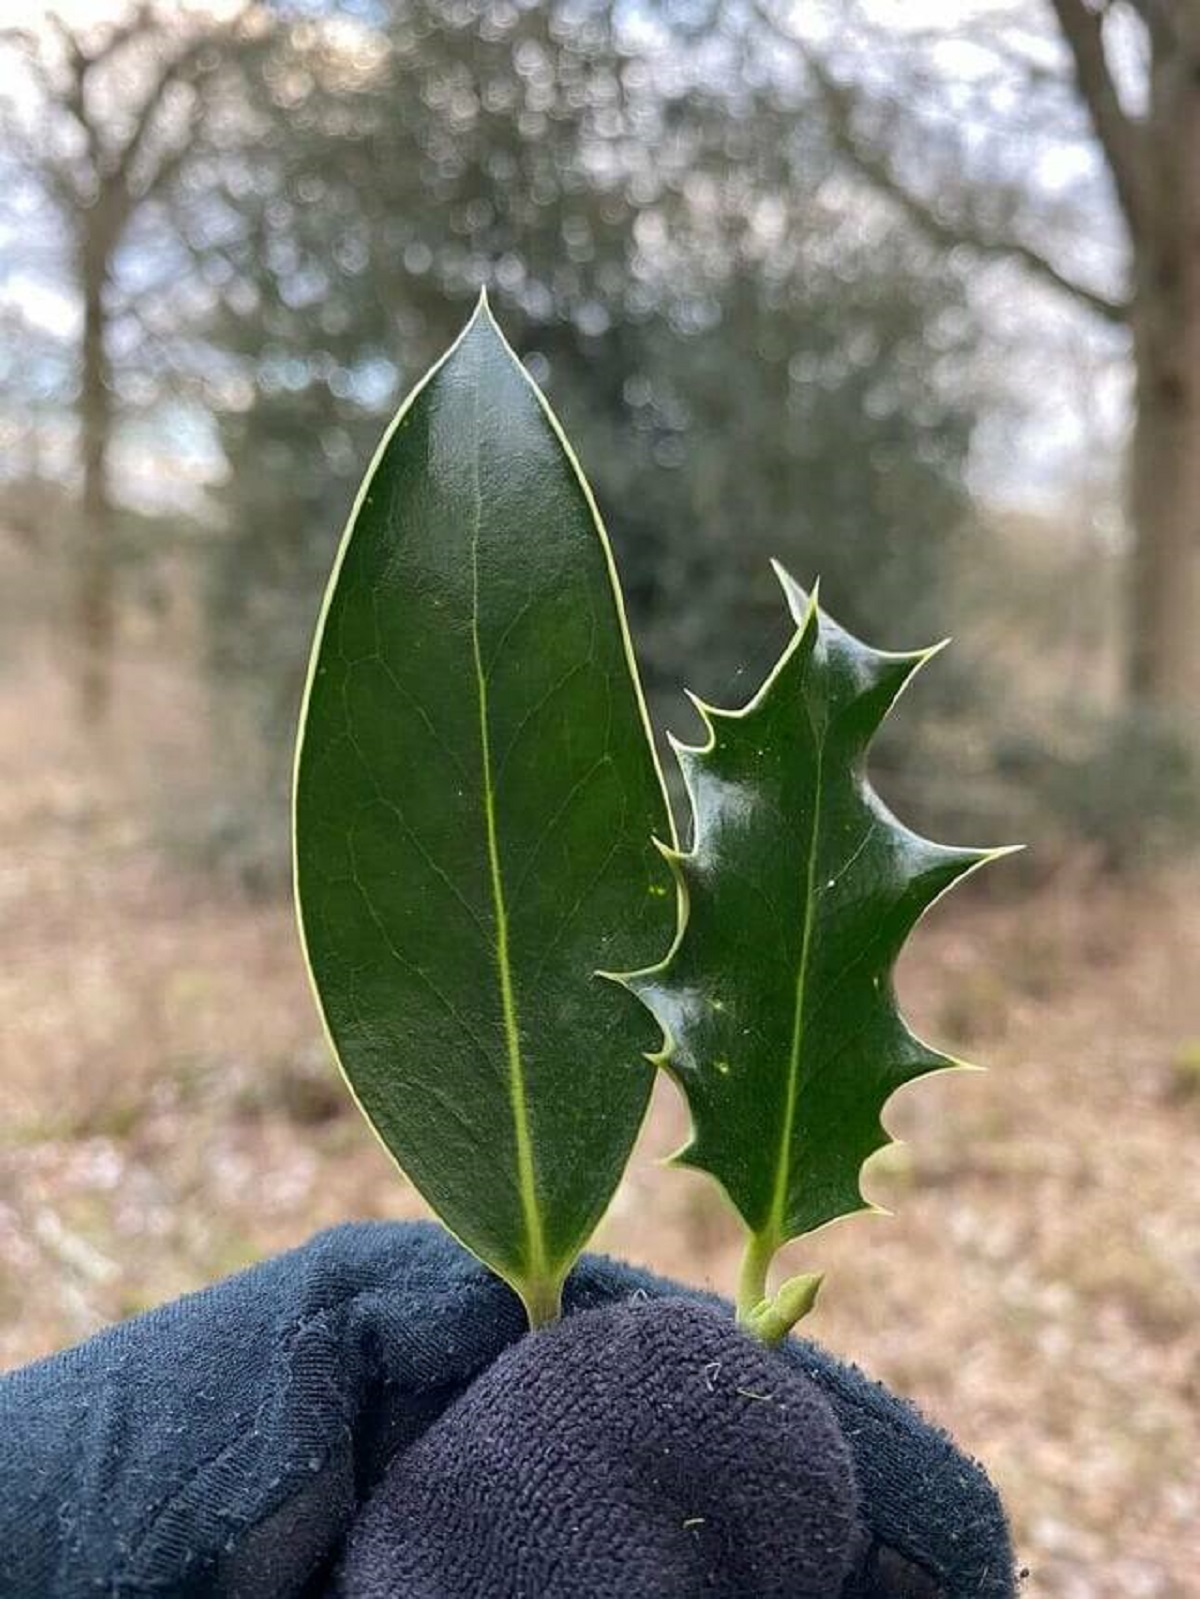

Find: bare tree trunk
[1126,33,1200,713]
[19,10,238,722]
[77,239,116,724]
[1128,317,1200,710]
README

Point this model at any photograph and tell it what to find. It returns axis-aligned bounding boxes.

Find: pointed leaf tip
[770,560,819,629]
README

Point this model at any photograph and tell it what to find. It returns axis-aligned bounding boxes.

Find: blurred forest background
[1,3,1198,1593]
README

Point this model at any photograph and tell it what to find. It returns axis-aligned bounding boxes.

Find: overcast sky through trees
[0,0,1126,523]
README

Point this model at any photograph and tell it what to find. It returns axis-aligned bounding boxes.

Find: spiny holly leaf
[616,564,1014,1339]
[294,295,674,1328]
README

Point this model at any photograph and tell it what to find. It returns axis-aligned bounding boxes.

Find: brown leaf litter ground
[1,636,1197,1597]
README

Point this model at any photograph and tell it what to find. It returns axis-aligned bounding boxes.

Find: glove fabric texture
[0,1221,1015,1598]
[334,1297,859,1598]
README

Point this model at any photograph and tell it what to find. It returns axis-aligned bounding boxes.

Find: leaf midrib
[766,677,825,1247]
[467,361,549,1288]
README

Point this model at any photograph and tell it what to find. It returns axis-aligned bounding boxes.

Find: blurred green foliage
[193,0,978,872]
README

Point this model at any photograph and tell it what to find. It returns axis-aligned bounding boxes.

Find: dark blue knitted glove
[0,1221,1015,1598]
[334,1296,862,1598]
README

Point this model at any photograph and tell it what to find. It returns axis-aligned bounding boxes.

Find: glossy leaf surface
[294,297,673,1324]
[620,566,1009,1305]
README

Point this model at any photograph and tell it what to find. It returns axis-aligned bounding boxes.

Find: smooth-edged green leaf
[618,563,1013,1331]
[293,295,673,1325]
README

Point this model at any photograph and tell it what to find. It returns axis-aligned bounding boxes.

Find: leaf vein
[468,360,548,1287]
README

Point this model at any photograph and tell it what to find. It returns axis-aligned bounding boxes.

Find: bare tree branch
[48,21,107,181]
[116,42,209,195]
[117,4,258,188]
[748,3,1130,322]
[7,5,253,231]
[131,89,206,208]
[1046,0,1147,234]
[119,3,254,197]
[1124,0,1200,55]
[806,48,1130,324]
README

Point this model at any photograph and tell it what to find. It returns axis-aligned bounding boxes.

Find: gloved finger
[0,1221,528,1599]
[333,1296,860,1599]
[790,1344,1015,1598]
